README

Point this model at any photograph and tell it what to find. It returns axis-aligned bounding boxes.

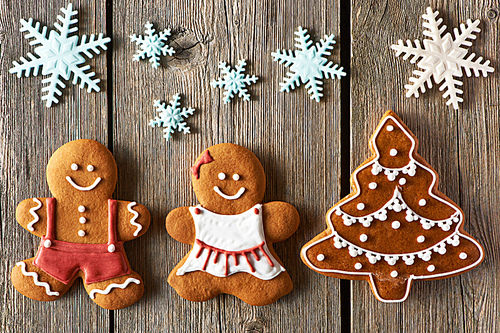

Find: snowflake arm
[294,27,313,52]
[130,22,174,69]
[421,7,446,43]
[211,60,258,104]
[41,73,65,107]
[54,3,78,37]
[149,94,195,141]
[76,34,111,58]
[271,49,299,67]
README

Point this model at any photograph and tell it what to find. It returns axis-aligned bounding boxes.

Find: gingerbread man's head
[46,139,117,200]
[191,143,266,215]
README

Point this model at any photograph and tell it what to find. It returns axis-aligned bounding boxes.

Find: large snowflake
[211,60,258,103]
[130,22,175,69]
[391,7,494,109]
[149,94,195,141]
[9,4,110,108]
[272,26,346,102]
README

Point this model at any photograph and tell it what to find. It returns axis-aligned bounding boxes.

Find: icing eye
[87,165,94,172]
[232,174,240,181]
[71,163,78,171]
[218,173,226,180]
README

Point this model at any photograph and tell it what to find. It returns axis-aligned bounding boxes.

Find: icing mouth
[213,186,246,200]
[66,176,102,191]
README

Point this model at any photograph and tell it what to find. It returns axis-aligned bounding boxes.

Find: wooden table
[1,0,498,332]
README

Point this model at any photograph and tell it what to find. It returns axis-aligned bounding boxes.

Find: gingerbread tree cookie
[301,111,484,302]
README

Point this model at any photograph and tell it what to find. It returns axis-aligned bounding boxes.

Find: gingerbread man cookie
[166,143,300,306]
[11,139,150,310]
[301,111,484,302]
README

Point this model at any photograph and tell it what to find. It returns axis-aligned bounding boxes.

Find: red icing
[194,207,201,215]
[190,150,214,179]
[254,208,259,215]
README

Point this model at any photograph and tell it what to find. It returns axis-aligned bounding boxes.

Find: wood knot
[166,27,207,71]
[244,319,265,333]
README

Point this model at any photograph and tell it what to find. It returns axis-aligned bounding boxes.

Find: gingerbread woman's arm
[16,197,48,237]
[262,201,300,243]
[116,200,150,242]
[165,207,195,244]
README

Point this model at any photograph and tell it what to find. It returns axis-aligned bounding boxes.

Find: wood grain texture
[350,0,499,332]
[112,0,342,331]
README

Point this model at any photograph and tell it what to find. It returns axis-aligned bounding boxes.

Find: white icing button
[78,230,86,237]
[427,265,436,272]
[399,178,407,185]
[87,165,94,172]
[392,221,401,229]
[78,205,85,213]
[368,182,377,189]
[354,263,362,270]
[71,163,78,170]
[387,125,394,131]
[357,203,365,210]
[218,173,226,180]
[359,234,368,242]
[108,244,116,253]
[390,270,398,278]
[232,174,240,181]
[316,254,325,261]
[390,149,398,156]
[79,217,86,224]
[419,199,427,206]
[417,235,425,243]
[459,252,468,260]
[43,239,52,248]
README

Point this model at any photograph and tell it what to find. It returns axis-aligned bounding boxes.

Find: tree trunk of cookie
[369,274,411,302]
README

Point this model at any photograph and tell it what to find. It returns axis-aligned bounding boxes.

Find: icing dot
[254,208,260,215]
[427,265,436,272]
[317,254,325,261]
[232,174,240,181]
[71,163,78,171]
[392,221,401,229]
[43,239,52,248]
[419,199,427,206]
[78,206,85,213]
[359,234,368,242]
[218,173,226,180]
[354,263,362,270]
[368,182,377,189]
[87,165,94,172]
[390,270,398,278]
[79,217,86,224]
[417,235,425,243]
[357,203,365,210]
[194,208,201,215]
[387,125,394,131]
[78,230,86,237]
[399,178,406,185]
[390,149,398,156]
[459,252,468,260]
[108,244,116,253]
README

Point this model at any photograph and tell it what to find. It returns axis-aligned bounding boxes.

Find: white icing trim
[88,278,140,299]
[27,198,42,231]
[127,202,142,237]
[66,176,101,191]
[213,186,246,200]
[16,262,59,296]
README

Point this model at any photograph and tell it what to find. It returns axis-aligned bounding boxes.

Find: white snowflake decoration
[211,60,258,103]
[391,7,494,109]
[9,3,110,108]
[149,94,195,141]
[271,26,346,102]
[130,22,175,69]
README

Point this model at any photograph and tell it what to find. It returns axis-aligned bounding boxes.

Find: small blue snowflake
[272,26,346,102]
[149,94,195,141]
[130,22,175,68]
[211,60,258,103]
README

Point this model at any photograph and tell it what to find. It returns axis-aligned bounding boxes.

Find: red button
[254,208,259,214]
[194,208,201,215]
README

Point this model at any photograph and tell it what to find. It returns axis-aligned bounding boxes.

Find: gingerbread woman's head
[46,139,117,199]
[191,143,266,215]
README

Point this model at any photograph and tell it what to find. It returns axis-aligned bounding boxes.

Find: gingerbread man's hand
[166,207,195,244]
[16,197,48,237]
[262,202,300,243]
[116,201,150,241]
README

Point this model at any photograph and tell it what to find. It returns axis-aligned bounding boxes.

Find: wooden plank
[0,0,110,331]
[350,0,499,331]
[113,0,342,331]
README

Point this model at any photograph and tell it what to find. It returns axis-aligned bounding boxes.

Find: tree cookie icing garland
[11,139,150,310]
[166,143,300,306]
[301,111,484,303]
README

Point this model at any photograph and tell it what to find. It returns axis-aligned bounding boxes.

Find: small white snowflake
[272,26,346,102]
[211,60,258,103]
[392,7,494,109]
[130,22,175,69]
[149,94,195,141]
[9,4,110,108]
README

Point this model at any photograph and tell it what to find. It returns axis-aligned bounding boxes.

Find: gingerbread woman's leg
[168,263,222,303]
[83,271,144,310]
[11,258,72,301]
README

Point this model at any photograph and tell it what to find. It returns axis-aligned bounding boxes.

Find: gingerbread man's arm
[116,200,150,242]
[166,207,195,244]
[16,197,48,237]
[262,202,300,243]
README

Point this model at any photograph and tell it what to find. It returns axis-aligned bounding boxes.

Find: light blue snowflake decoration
[272,26,346,102]
[130,22,175,69]
[9,4,110,108]
[149,94,195,141]
[211,60,258,104]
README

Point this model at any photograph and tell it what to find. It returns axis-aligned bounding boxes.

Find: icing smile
[66,176,102,191]
[213,186,246,200]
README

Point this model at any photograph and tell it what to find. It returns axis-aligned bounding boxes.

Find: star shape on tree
[211,60,258,103]
[130,22,175,69]
[149,94,195,141]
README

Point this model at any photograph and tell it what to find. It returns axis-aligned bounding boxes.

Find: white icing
[369,182,377,189]
[213,186,246,200]
[387,125,394,131]
[392,221,401,229]
[371,160,417,181]
[357,203,365,210]
[79,217,86,224]
[78,230,86,237]
[317,254,325,261]
[27,198,42,231]
[44,239,52,248]
[88,278,140,299]
[232,174,240,181]
[71,163,78,170]
[218,172,226,180]
[108,244,116,253]
[459,252,467,259]
[78,205,86,212]
[390,149,398,156]
[355,263,362,270]
[127,202,142,237]
[390,270,398,277]
[66,176,102,191]
[427,265,435,272]
[87,165,94,172]
[16,262,59,296]
[417,235,425,243]
[399,178,406,185]
[360,234,368,242]
[419,199,427,206]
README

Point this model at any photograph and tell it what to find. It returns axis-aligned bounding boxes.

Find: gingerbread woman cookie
[11,139,150,310]
[166,143,300,306]
[301,111,484,302]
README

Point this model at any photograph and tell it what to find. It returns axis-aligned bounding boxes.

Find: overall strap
[45,198,56,239]
[108,199,117,245]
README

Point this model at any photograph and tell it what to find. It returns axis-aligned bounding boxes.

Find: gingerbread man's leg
[11,258,72,301]
[83,271,144,310]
